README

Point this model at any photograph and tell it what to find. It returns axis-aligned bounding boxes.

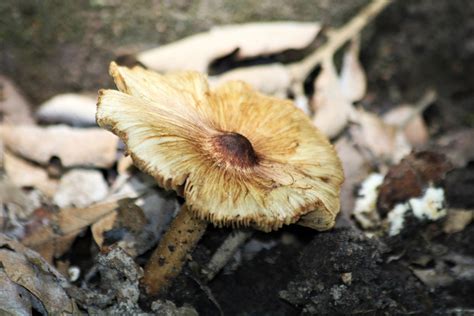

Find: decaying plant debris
[1,0,474,314]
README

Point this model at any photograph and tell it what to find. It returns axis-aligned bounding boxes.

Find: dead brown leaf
[0,234,79,315]
[350,108,411,163]
[437,129,474,168]
[1,124,119,168]
[443,209,473,234]
[0,268,34,315]
[138,22,321,72]
[53,169,109,208]
[339,37,367,102]
[312,58,354,138]
[383,105,429,147]
[21,200,120,255]
[4,151,58,197]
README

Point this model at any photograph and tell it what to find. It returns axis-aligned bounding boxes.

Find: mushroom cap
[97,62,344,232]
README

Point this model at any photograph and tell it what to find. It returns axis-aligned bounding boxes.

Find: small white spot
[68,266,81,282]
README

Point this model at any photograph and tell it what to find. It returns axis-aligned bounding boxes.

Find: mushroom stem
[143,204,207,295]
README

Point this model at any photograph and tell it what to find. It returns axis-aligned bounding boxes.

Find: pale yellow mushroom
[96,62,344,295]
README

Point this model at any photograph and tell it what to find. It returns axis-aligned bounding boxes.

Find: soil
[2,0,474,315]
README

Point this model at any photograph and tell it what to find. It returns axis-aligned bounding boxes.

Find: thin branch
[289,0,393,83]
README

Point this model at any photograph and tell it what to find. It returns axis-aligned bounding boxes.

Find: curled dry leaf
[21,200,121,257]
[4,151,58,197]
[53,169,109,208]
[339,37,367,102]
[0,124,119,168]
[312,58,354,138]
[383,105,429,147]
[334,136,371,222]
[0,75,34,125]
[0,268,34,315]
[0,234,79,315]
[411,252,474,289]
[436,128,474,168]
[443,209,473,234]
[36,93,97,126]
[92,191,177,257]
[0,176,38,238]
[350,108,411,163]
[138,22,321,72]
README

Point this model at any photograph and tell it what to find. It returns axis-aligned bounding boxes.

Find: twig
[187,273,224,316]
[202,229,253,281]
[289,0,393,83]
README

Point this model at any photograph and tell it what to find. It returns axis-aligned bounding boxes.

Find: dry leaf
[443,209,473,234]
[117,155,134,175]
[0,269,34,315]
[92,190,177,257]
[0,176,39,238]
[1,124,119,168]
[138,22,321,72]
[383,105,429,146]
[53,169,109,208]
[36,93,97,126]
[21,200,120,253]
[350,108,411,163]
[437,129,474,168]
[334,136,371,221]
[91,211,118,249]
[312,58,354,138]
[339,37,367,102]
[211,64,291,97]
[4,151,58,197]
[0,234,79,315]
[0,75,34,125]
[411,252,474,289]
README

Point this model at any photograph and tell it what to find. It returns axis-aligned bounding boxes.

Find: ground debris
[377,151,453,215]
[0,234,79,315]
[280,228,429,315]
[53,169,109,208]
[36,93,97,126]
[1,124,118,168]
[0,75,34,125]
[137,22,321,73]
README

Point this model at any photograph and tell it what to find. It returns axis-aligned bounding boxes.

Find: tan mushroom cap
[97,62,344,232]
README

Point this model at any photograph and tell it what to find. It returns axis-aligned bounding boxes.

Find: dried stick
[202,229,253,281]
[289,0,393,83]
[143,204,207,295]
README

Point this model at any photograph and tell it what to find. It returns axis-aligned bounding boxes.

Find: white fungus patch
[410,187,447,220]
[387,203,410,236]
[387,186,447,236]
[353,173,385,229]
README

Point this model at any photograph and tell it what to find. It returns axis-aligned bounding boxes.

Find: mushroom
[96,62,344,295]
